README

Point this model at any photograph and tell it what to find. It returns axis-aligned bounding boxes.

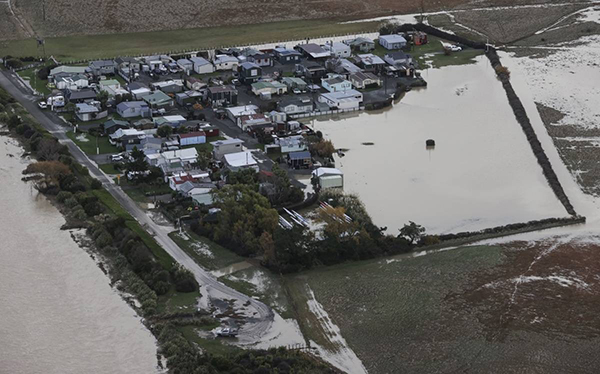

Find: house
[66,89,97,103]
[223,151,259,172]
[343,37,375,53]
[225,105,259,125]
[239,62,262,84]
[296,43,330,59]
[116,101,150,118]
[55,74,89,91]
[190,56,215,74]
[295,61,327,83]
[126,137,163,156]
[278,96,313,115]
[281,77,307,91]
[211,138,244,159]
[154,115,187,128]
[151,80,184,94]
[323,42,351,58]
[378,34,407,50]
[177,180,216,198]
[318,90,363,110]
[327,58,362,76]
[128,82,152,99]
[176,58,194,74]
[145,148,199,167]
[89,60,117,76]
[143,90,174,109]
[190,182,217,205]
[208,86,238,107]
[321,74,352,93]
[178,131,206,146]
[75,103,104,122]
[239,113,271,131]
[355,54,386,73]
[268,111,286,123]
[102,119,130,134]
[199,123,219,137]
[115,57,141,72]
[110,128,147,148]
[384,51,413,68]
[349,71,381,89]
[251,81,287,96]
[214,55,239,71]
[175,90,203,106]
[246,51,272,67]
[98,79,122,96]
[312,167,343,189]
[186,77,206,91]
[276,135,308,153]
[49,66,88,82]
[273,47,302,64]
[287,150,312,169]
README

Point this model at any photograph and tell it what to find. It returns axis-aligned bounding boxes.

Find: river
[0,137,159,374]
[312,56,568,234]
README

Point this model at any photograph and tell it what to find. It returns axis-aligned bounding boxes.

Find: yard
[0,19,380,62]
[66,130,119,155]
[17,67,51,95]
[168,229,244,270]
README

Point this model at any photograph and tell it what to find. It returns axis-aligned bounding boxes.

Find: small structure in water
[426,139,435,148]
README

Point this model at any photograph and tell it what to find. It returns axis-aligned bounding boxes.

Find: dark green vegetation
[0,86,336,373]
[0,19,380,62]
[288,245,505,374]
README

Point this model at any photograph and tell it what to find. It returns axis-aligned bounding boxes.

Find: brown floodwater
[312,56,567,234]
[0,137,159,374]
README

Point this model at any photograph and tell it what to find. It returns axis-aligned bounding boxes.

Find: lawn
[98,163,120,175]
[0,19,381,62]
[156,287,201,314]
[168,229,244,270]
[285,245,506,374]
[17,67,51,96]
[178,326,240,356]
[66,131,119,155]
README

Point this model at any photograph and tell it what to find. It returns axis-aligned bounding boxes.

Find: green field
[286,245,506,374]
[17,68,51,95]
[168,229,244,270]
[66,131,119,155]
[1,19,380,62]
[98,163,120,175]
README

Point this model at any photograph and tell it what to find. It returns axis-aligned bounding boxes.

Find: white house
[75,103,104,122]
[225,105,259,125]
[276,135,307,153]
[323,42,351,58]
[321,74,352,93]
[318,90,363,110]
[213,55,239,71]
[313,167,343,189]
[178,131,206,146]
[223,151,259,172]
[278,96,313,115]
[378,34,407,50]
[55,74,89,91]
[251,81,287,96]
[211,138,244,159]
[176,58,194,74]
[190,56,215,74]
[145,148,199,167]
[349,71,381,89]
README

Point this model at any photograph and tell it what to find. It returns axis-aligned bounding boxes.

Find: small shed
[313,167,344,189]
[287,151,312,169]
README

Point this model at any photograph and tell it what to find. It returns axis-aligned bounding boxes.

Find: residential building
[151,80,184,94]
[313,167,343,189]
[296,43,330,59]
[109,128,147,148]
[384,51,413,67]
[208,86,238,107]
[246,52,272,67]
[239,113,271,131]
[145,148,199,167]
[185,77,206,91]
[89,60,117,76]
[287,150,312,169]
[98,79,123,97]
[349,71,381,89]
[268,111,286,123]
[318,90,363,110]
[143,90,174,109]
[239,62,262,84]
[273,48,302,64]
[116,101,150,118]
[175,90,203,106]
[214,55,239,71]
[355,54,386,73]
[211,138,244,159]
[225,105,259,125]
[75,103,103,122]
[281,77,308,91]
[178,131,206,146]
[295,61,327,83]
[49,66,88,82]
[251,81,287,96]
[55,74,89,91]
[190,56,215,74]
[115,57,141,72]
[321,74,352,93]
[276,135,307,153]
[66,88,97,103]
[126,137,163,156]
[378,34,407,50]
[343,37,375,53]
[223,151,259,172]
[102,119,130,134]
[323,42,351,58]
[153,115,187,128]
[278,96,313,115]
[176,58,194,74]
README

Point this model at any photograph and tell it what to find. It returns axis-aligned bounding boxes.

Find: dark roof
[288,151,311,160]
[298,43,327,54]
[103,119,129,129]
[128,82,148,90]
[240,62,260,70]
[208,85,236,94]
[386,51,410,60]
[68,89,97,100]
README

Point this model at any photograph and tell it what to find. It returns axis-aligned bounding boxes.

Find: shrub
[90,179,102,190]
[72,207,88,221]
[63,197,80,208]
[95,232,113,248]
[494,65,510,77]
[56,191,73,203]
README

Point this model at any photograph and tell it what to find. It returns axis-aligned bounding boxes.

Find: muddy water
[0,138,159,374]
[313,56,567,234]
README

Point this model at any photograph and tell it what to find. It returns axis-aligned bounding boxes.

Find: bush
[95,232,113,248]
[56,191,73,203]
[5,59,23,69]
[170,265,198,293]
[72,207,88,221]
[494,65,510,77]
[64,197,80,209]
[90,179,102,190]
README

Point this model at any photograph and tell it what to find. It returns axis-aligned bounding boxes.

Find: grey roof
[240,61,260,70]
[350,71,379,82]
[177,58,193,65]
[104,119,129,129]
[76,103,98,113]
[211,138,243,146]
[298,43,327,54]
[190,56,211,66]
[324,76,345,85]
[386,51,410,60]
[90,60,116,68]
[68,89,96,100]
[288,150,311,160]
[117,101,148,110]
[127,82,148,90]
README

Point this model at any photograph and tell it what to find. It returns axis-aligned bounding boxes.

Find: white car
[38,101,48,109]
[215,327,238,337]
[449,45,462,52]
[292,88,301,94]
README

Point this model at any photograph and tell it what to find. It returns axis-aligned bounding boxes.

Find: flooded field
[0,138,159,374]
[313,56,567,234]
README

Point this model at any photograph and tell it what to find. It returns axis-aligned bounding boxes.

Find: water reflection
[313,56,567,234]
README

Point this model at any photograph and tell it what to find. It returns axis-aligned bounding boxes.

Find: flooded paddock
[312,56,567,234]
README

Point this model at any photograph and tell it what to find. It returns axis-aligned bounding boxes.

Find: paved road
[0,70,275,343]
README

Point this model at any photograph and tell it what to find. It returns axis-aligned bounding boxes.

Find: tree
[196,149,211,170]
[96,91,109,110]
[316,205,360,241]
[310,139,336,159]
[36,138,61,161]
[23,160,71,190]
[398,221,425,244]
[64,102,76,114]
[157,125,173,138]
[126,146,149,182]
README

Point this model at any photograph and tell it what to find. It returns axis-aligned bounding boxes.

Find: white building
[145,148,199,167]
[211,138,244,159]
[313,167,343,189]
[223,151,259,172]
[378,34,407,50]
[225,105,259,125]
[318,90,363,110]
[190,56,215,74]
[323,42,351,58]
[214,55,239,71]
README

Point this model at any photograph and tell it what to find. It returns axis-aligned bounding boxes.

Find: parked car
[292,88,301,95]
[215,327,238,337]
[38,101,48,109]
[449,45,462,52]
[231,79,241,86]
[111,154,124,162]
